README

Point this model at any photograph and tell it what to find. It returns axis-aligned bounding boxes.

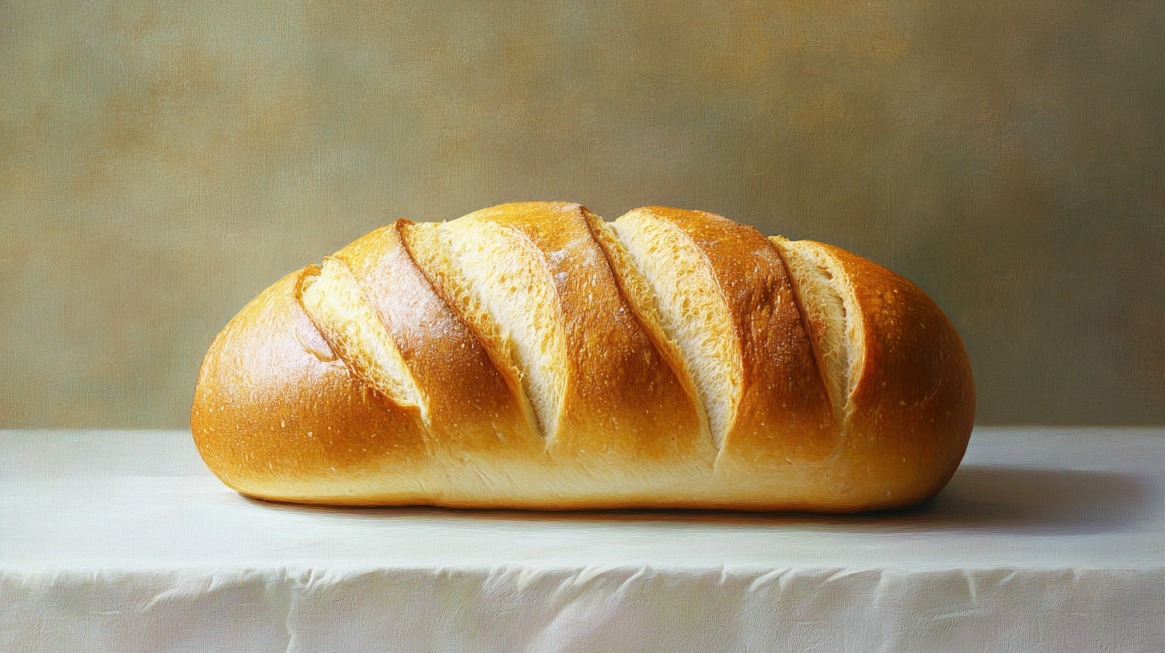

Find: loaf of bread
[191,202,974,512]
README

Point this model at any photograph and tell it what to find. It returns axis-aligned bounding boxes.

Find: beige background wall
[2,1,1162,427]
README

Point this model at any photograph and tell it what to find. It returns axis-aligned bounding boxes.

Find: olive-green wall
[2,1,1162,427]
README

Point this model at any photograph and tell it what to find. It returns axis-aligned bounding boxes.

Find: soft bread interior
[402,217,567,439]
[771,237,864,417]
[299,258,429,420]
[606,210,742,448]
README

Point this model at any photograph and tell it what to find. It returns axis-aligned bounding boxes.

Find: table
[2,427,1163,651]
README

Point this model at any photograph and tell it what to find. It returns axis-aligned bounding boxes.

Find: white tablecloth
[2,427,1163,652]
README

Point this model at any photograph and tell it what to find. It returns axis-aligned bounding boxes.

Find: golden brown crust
[190,203,974,511]
[813,241,976,509]
[468,203,704,465]
[190,270,432,504]
[632,207,837,465]
[334,222,539,474]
